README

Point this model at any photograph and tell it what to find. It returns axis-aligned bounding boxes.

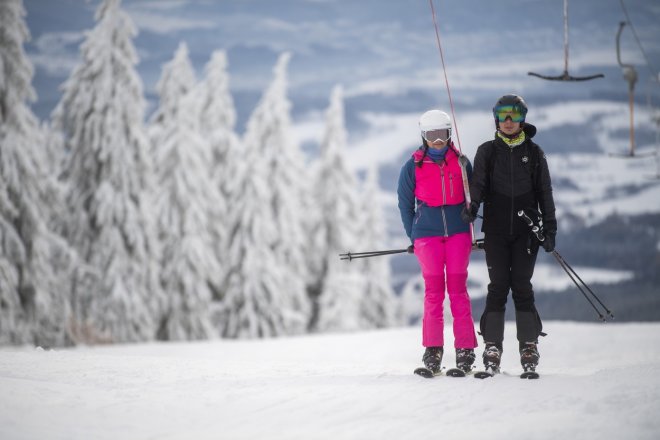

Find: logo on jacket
[521,156,529,164]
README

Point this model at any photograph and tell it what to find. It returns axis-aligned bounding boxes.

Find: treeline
[0,0,400,347]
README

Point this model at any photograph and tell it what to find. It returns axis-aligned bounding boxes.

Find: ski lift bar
[528,0,604,82]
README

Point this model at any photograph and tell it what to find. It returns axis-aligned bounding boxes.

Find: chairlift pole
[653,110,660,178]
[616,21,638,157]
[562,0,569,75]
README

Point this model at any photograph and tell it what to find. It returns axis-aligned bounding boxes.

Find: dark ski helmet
[493,94,528,127]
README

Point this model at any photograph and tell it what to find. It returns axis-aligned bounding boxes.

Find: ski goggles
[422,128,451,143]
[493,105,526,123]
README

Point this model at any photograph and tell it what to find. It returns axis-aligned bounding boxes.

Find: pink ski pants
[414,233,477,349]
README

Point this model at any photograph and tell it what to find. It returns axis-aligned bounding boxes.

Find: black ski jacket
[469,123,557,235]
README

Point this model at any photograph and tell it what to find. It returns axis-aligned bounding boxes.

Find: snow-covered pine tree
[217,53,309,338]
[356,166,399,328]
[199,51,236,141]
[52,0,162,343]
[198,50,239,297]
[312,85,366,332]
[0,0,78,346]
[251,52,309,333]
[148,42,222,340]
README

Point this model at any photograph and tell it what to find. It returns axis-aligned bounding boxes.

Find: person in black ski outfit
[461,94,557,373]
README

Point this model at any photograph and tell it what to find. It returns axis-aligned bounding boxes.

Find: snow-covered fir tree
[261,53,311,332]
[0,0,78,346]
[148,42,223,340]
[217,53,309,338]
[197,50,238,293]
[356,166,400,328]
[52,0,162,343]
[312,85,367,332]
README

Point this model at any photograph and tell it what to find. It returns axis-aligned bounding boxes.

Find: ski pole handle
[517,210,534,227]
[519,210,545,241]
[531,226,545,242]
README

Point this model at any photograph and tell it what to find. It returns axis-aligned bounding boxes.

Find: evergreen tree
[52,0,161,343]
[357,166,399,328]
[0,0,77,346]
[218,53,308,338]
[149,42,222,340]
[262,53,310,331]
[312,85,366,332]
[198,50,238,297]
[199,51,236,140]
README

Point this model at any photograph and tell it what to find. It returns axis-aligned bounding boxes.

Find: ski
[474,367,500,379]
[445,367,472,378]
[414,367,442,378]
[520,367,540,379]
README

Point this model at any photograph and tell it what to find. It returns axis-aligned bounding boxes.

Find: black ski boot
[455,348,476,373]
[483,343,502,372]
[519,342,540,379]
[422,346,444,374]
[446,348,475,377]
[414,346,444,378]
[474,343,502,379]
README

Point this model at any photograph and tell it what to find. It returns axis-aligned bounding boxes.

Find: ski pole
[551,252,607,321]
[516,210,614,321]
[552,251,615,319]
[457,154,476,248]
[339,249,409,261]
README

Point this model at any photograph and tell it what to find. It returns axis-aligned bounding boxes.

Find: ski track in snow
[1,322,659,440]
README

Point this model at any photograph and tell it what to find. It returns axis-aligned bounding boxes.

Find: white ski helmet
[419,109,452,132]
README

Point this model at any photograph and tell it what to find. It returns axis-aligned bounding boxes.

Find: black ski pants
[479,233,543,348]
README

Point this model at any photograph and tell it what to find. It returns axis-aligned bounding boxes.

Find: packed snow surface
[1,321,659,440]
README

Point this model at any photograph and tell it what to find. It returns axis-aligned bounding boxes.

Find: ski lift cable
[428,0,480,248]
[619,0,659,81]
[428,0,462,154]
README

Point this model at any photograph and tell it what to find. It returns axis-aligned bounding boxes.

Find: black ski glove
[407,244,415,254]
[461,202,479,224]
[542,232,556,253]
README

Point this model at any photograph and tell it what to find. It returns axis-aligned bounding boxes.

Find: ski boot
[482,343,502,374]
[414,346,444,378]
[474,343,501,379]
[445,348,476,377]
[455,348,476,373]
[423,346,443,373]
[519,342,540,379]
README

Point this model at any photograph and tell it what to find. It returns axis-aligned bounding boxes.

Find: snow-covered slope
[1,322,658,439]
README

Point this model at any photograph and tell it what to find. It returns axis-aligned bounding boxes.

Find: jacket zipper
[510,147,515,235]
[449,172,454,198]
[440,167,449,236]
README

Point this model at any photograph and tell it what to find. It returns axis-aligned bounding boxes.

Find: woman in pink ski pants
[397,109,477,375]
